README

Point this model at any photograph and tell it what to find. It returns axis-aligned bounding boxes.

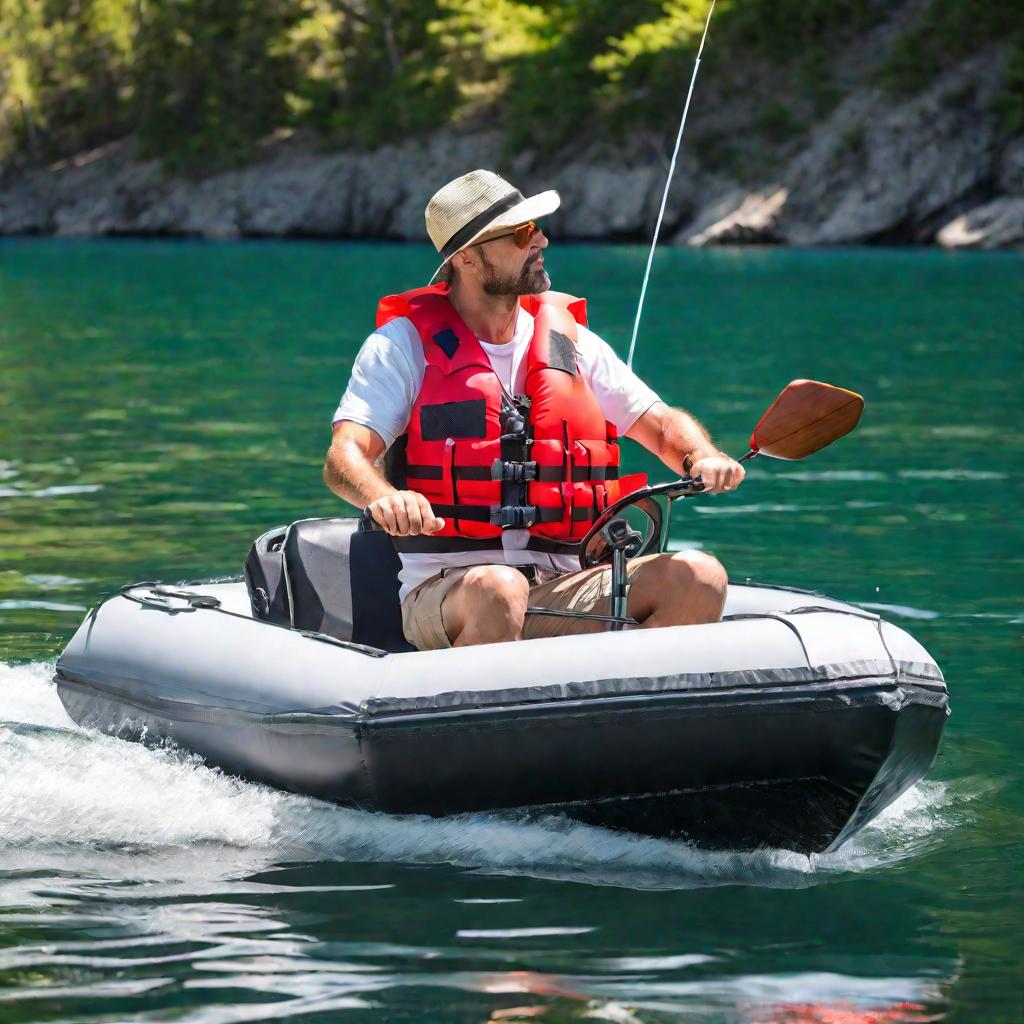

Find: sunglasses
[479,220,541,249]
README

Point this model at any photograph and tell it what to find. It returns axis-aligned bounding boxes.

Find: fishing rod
[626,0,717,370]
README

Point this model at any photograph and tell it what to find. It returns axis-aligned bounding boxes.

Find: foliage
[876,0,1024,146]
[878,0,1024,96]
[288,1,458,146]
[0,0,136,162]
[1,0,1020,172]
[133,0,303,172]
[990,37,1024,139]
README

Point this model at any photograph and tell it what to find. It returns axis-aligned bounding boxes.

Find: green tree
[289,0,456,145]
[132,0,302,171]
[0,0,135,164]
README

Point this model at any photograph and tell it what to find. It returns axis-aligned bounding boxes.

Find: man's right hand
[366,491,445,536]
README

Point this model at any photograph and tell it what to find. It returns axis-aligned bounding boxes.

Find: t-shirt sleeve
[331,318,424,449]
[575,324,661,435]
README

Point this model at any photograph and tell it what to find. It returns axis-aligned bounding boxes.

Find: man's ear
[454,248,477,275]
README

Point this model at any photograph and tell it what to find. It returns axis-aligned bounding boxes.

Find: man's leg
[625,550,728,627]
[402,564,530,650]
[524,550,727,639]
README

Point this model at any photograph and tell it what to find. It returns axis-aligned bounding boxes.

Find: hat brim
[429,189,560,284]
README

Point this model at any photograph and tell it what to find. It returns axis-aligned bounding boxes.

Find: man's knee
[461,564,530,605]
[666,549,728,593]
[629,550,727,626]
[449,565,530,644]
[638,550,728,603]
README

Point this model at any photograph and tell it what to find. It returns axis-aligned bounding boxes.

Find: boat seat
[245,518,414,653]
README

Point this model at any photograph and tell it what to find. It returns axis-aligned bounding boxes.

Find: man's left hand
[690,455,745,493]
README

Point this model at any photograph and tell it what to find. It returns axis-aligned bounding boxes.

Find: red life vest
[375,284,647,552]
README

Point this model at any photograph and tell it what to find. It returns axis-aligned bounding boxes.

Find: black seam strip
[440,191,526,258]
[361,677,947,721]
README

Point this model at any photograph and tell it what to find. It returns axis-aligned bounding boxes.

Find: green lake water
[0,240,1021,1023]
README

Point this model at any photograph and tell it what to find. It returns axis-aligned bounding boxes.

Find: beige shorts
[401,556,658,651]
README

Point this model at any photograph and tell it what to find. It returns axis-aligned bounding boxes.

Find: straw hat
[425,169,560,283]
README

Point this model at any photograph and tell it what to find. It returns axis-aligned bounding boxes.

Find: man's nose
[534,229,549,251]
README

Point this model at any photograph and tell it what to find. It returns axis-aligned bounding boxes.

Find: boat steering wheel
[578,476,705,570]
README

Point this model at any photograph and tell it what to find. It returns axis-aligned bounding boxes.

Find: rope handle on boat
[116,582,390,657]
[118,583,222,611]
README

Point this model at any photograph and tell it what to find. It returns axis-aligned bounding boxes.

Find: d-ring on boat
[55,382,949,854]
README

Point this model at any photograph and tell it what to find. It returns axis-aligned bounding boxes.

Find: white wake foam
[0,661,964,890]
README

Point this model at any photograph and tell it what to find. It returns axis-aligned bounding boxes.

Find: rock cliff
[1,46,1019,250]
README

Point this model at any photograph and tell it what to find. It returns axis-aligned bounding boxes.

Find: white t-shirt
[333,306,660,599]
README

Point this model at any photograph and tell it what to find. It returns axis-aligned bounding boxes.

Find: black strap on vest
[405,462,617,483]
[428,503,594,527]
[536,464,618,482]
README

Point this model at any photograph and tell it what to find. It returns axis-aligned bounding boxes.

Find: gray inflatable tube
[55,566,948,854]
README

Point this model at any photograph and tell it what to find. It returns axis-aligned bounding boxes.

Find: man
[324,169,744,650]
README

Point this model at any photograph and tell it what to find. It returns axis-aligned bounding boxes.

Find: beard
[479,250,550,296]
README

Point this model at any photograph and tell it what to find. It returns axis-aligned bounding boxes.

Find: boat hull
[55,581,948,854]
[359,685,947,853]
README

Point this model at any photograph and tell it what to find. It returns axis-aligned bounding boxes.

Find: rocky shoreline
[1,47,1021,250]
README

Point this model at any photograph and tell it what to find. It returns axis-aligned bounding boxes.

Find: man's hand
[690,455,745,493]
[626,404,744,492]
[367,490,446,536]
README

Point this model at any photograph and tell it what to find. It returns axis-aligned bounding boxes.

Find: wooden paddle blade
[750,380,864,460]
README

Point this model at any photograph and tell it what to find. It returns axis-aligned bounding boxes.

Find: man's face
[471,225,550,296]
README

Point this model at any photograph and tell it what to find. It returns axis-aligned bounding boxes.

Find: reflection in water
[0,659,960,1022]
[0,850,957,1023]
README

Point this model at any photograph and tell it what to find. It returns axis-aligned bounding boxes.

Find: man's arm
[626,401,744,492]
[324,421,445,535]
[571,326,742,493]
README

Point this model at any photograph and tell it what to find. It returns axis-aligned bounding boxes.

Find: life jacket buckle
[499,429,533,446]
[490,505,537,528]
[491,459,537,483]
[499,397,532,443]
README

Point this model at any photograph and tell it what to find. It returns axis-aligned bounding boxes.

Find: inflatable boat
[53,382,949,853]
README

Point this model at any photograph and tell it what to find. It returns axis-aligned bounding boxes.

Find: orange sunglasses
[480,220,541,249]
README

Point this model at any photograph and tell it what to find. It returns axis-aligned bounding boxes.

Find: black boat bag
[244,518,414,652]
